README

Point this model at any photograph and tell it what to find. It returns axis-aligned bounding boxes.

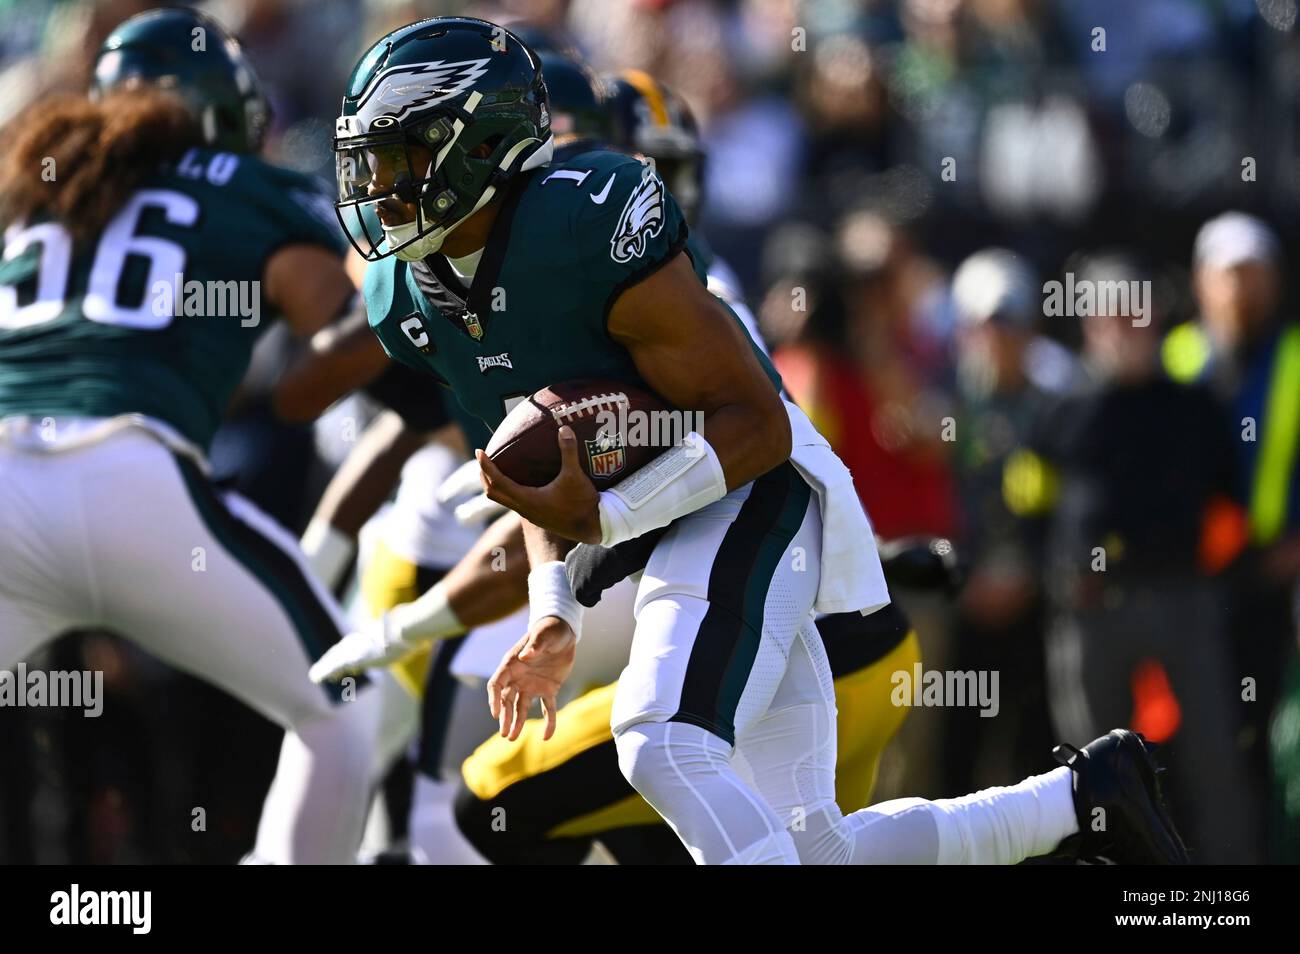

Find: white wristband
[598,432,728,547]
[527,561,583,639]
[300,519,356,591]
[388,580,464,643]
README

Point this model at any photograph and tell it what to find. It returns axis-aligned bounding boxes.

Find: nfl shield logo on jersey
[462,311,484,340]
[585,429,626,479]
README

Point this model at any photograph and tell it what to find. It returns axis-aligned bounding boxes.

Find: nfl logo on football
[585,430,626,479]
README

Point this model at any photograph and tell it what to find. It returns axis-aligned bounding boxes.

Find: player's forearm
[698,397,792,490]
[265,244,357,340]
[272,311,389,422]
[311,411,428,539]
[365,513,531,648]
[521,517,578,568]
[594,396,789,549]
[439,511,531,627]
[520,518,584,640]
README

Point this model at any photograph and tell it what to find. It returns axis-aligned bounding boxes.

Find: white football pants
[0,423,380,863]
[612,465,1078,864]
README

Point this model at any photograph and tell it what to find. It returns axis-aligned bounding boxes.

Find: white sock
[928,765,1078,864]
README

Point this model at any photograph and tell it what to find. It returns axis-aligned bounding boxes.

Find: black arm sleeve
[363,362,452,432]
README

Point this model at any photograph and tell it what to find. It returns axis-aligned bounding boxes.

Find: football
[484,379,677,489]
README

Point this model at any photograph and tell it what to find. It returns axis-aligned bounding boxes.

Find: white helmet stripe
[518,135,554,171]
[432,90,482,173]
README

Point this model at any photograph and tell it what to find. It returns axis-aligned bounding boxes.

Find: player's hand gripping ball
[477,379,675,543]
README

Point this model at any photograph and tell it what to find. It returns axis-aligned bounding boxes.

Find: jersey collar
[410,168,535,342]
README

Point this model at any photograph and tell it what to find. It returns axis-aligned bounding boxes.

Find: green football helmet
[91,7,270,154]
[536,50,613,147]
[334,16,553,262]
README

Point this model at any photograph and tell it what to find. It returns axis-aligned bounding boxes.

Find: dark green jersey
[0,147,345,449]
[359,252,494,450]
[366,149,779,432]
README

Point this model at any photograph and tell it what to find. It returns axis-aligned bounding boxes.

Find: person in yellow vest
[1163,212,1300,860]
[1020,250,1262,862]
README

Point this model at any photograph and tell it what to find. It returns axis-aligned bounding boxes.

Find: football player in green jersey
[0,8,383,863]
[317,16,1190,865]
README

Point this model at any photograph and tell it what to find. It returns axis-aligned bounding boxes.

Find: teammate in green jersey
[0,8,383,864]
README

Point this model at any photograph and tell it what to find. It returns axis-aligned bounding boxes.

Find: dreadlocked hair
[0,88,205,242]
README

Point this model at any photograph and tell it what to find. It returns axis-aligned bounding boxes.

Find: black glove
[877,535,965,594]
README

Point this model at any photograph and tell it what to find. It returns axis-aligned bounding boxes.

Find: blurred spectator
[951,248,1072,630]
[0,0,152,127]
[770,211,957,538]
[1028,251,1261,862]
[943,247,1069,790]
[1166,211,1300,858]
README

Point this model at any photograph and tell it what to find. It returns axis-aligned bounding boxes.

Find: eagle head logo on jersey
[609,172,666,264]
[585,427,627,479]
[355,59,492,124]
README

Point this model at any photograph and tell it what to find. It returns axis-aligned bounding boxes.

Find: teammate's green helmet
[334,16,553,262]
[537,50,613,146]
[91,7,270,154]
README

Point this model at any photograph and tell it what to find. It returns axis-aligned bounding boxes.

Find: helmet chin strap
[389,183,498,262]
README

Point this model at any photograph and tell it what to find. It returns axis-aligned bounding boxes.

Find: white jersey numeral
[176,148,239,186]
[0,189,198,332]
[0,222,72,330]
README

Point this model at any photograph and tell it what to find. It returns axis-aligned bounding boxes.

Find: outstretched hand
[487,616,577,741]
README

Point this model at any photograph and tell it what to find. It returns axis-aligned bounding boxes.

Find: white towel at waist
[784,400,890,616]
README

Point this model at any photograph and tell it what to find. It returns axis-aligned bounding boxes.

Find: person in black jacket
[1027,252,1262,863]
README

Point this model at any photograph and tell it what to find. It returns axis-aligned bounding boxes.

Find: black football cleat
[1052,729,1190,865]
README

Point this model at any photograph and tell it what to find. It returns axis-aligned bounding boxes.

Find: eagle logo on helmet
[609,171,666,264]
[356,59,492,123]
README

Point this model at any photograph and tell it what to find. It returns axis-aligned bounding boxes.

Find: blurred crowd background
[2,0,1300,864]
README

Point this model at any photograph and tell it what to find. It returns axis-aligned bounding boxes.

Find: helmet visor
[335,127,451,261]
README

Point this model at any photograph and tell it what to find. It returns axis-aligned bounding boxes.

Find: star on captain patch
[462,311,484,341]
